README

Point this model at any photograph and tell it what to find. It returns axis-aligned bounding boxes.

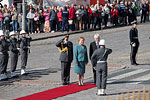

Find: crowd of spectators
[0,0,149,34]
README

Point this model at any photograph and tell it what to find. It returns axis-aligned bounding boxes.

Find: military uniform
[9,38,19,73]
[56,37,73,85]
[20,36,31,71]
[91,47,112,89]
[91,39,112,95]
[129,27,139,65]
[0,38,9,75]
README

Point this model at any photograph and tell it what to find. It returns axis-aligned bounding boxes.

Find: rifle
[27,33,32,53]
[16,31,21,55]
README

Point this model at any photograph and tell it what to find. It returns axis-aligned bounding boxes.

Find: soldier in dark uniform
[0,30,9,80]
[91,39,112,96]
[89,34,100,84]
[19,30,32,75]
[129,23,139,65]
[9,31,20,78]
[56,35,73,85]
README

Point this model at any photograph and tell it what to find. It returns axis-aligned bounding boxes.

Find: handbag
[68,19,73,25]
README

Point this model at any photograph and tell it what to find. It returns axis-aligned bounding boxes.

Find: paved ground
[0,21,150,100]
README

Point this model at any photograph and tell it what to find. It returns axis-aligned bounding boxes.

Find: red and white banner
[43,0,90,7]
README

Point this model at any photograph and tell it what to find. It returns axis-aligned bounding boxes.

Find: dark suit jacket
[56,39,73,62]
[89,41,99,60]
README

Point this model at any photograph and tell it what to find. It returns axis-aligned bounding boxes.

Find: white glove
[132,43,136,47]
[93,67,96,70]
[28,46,30,49]
[17,48,20,50]
[0,52,3,55]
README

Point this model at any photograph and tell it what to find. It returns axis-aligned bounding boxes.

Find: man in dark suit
[56,35,73,85]
[129,22,139,65]
[89,34,100,84]
[91,39,112,96]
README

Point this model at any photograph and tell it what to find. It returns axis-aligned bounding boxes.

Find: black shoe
[135,63,139,65]
[100,93,106,96]
[96,93,106,96]
[131,63,139,65]
[66,82,70,85]
[62,83,67,85]
[78,83,82,86]
[81,84,84,86]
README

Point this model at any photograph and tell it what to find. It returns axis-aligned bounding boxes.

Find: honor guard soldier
[56,35,73,85]
[0,30,9,80]
[91,39,112,96]
[9,31,20,78]
[89,34,101,84]
[20,30,32,75]
[129,22,139,65]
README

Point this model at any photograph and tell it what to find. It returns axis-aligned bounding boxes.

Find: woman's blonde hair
[78,37,85,42]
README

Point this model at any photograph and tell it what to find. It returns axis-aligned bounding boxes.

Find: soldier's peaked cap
[20,30,27,34]
[10,31,16,36]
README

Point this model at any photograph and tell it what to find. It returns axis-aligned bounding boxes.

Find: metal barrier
[102,87,150,100]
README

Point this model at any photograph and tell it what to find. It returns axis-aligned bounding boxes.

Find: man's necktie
[96,43,99,48]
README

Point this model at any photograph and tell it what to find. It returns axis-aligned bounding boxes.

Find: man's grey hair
[94,34,100,39]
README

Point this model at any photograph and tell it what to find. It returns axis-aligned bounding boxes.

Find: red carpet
[14,83,96,100]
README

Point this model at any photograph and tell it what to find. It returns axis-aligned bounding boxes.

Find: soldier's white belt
[97,61,106,63]
[133,37,138,39]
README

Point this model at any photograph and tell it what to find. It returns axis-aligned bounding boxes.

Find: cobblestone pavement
[0,21,150,100]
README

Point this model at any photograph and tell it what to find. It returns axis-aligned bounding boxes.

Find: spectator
[69,4,75,31]
[95,5,102,30]
[103,4,110,28]
[11,8,18,32]
[141,1,147,23]
[39,10,45,33]
[57,7,62,32]
[146,1,149,21]
[118,1,125,25]
[132,3,137,22]
[75,5,82,30]
[90,5,95,29]
[0,10,3,30]
[43,9,50,33]
[128,1,133,25]
[34,10,40,33]
[4,9,10,37]
[26,9,35,34]
[86,5,92,29]
[62,7,69,32]
[49,6,57,33]
[81,5,88,30]
[111,5,118,26]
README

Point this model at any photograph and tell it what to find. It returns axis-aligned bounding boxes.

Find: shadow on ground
[0,67,61,86]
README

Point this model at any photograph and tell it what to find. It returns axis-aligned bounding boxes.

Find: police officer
[91,39,112,96]
[9,31,20,78]
[129,22,139,65]
[56,35,73,85]
[20,30,32,75]
[0,30,9,80]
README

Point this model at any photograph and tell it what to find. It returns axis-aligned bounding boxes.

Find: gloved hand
[132,43,136,47]
[17,48,20,50]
